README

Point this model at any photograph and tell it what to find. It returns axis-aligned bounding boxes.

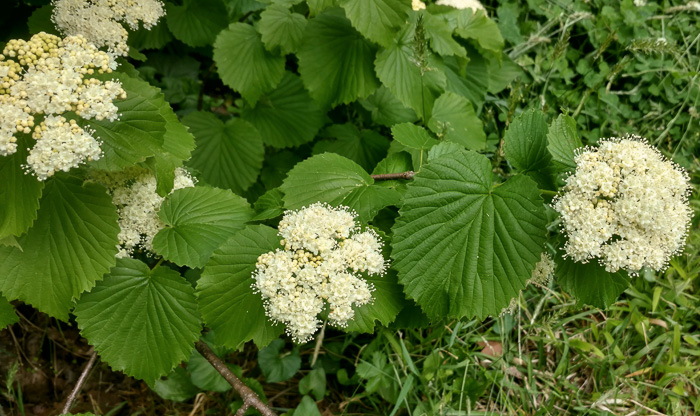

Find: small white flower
[253,203,388,343]
[553,136,692,274]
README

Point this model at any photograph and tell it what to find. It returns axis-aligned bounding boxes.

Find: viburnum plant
[0,0,694,414]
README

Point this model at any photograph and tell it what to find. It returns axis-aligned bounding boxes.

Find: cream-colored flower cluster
[93,167,196,258]
[0,32,124,179]
[52,0,165,57]
[553,136,692,274]
[435,0,485,11]
[253,203,388,343]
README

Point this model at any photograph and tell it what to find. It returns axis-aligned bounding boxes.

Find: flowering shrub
[0,0,694,413]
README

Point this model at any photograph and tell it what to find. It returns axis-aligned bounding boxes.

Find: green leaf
[346,270,404,332]
[391,123,438,151]
[153,187,254,268]
[280,153,398,222]
[241,72,324,149]
[166,0,229,47]
[487,54,521,94]
[80,81,167,171]
[423,12,466,57]
[359,86,417,127]
[292,395,322,416]
[184,112,264,194]
[453,9,504,55]
[338,0,411,47]
[307,0,336,15]
[197,225,284,349]
[0,135,44,238]
[427,141,464,161]
[259,4,307,55]
[214,23,286,106]
[557,257,630,309]
[74,258,202,384]
[129,20,173,50]
[187,350,232,392]
[258,339,301,382]
[151,367,199,402]
[28,4,59,36]
[391,150,547,319]
[375,24,446,120]
[299,368,326,400]
[504,109,551,173]
[443,52,489,109]
[428,92,485,150]
[313,124,389,172]
[0,296,18,329]
[298,8,380,108]
[253,188,285,221]
[547,114,583,171]
[0,176,119,319]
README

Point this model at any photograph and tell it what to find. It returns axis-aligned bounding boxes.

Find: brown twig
[195,341,277,416]
[370,171,415,181]
[61,351,97,415]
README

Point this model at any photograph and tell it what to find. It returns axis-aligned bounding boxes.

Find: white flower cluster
[435,0,485,11]
[0,32,125,179]
[253,203,388,343]
[52,0,165,57]
[553,136,692,274]
[93,167,196,258]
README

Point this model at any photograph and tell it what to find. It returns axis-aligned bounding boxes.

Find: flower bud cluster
[553,136,692,274]
[52,0,165,57]
[93,167,196,258]
[0,33,125,179]
[253,203,388,343]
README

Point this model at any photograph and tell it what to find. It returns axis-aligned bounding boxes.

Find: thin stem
[195,341,277,416]
[540,189,559,197]
[61,352,98,415]
[371,171,415,181]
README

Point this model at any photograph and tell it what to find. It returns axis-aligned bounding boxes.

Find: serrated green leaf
[0,296,18,329]
[547,114,583,171]
[359,86,417,127]
[346,270,404,332]
[214,23,286,106]
[281,153,398,222]
[504,109,551,173]
[184,112,264,194]
[81,77,167,171]
[197,225,284,349]
[153,187,254,268]
[428,92,485,150]
[427,141,464,161]
[241,72,324,149]
[423,12,466,57]
[0,136,44,239]
[338,0,411,47]
[0,176,119,319]
[259,339,301,382]
[375,24,446,120]
[391,123,438,150]
[298,8,380,108]
[299,368,326,400]
[259,4,307,55]
[254,188,285,221]
[314,124,389,172]
[391,150,547,319]
[293,395,322,415]
[129,20,173,50]
[74,258,201,384]
[557,257,629,309]
[453,9,504,55]
[151,366,199,402]
[166,0,229,47]
[307,0,336,15]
